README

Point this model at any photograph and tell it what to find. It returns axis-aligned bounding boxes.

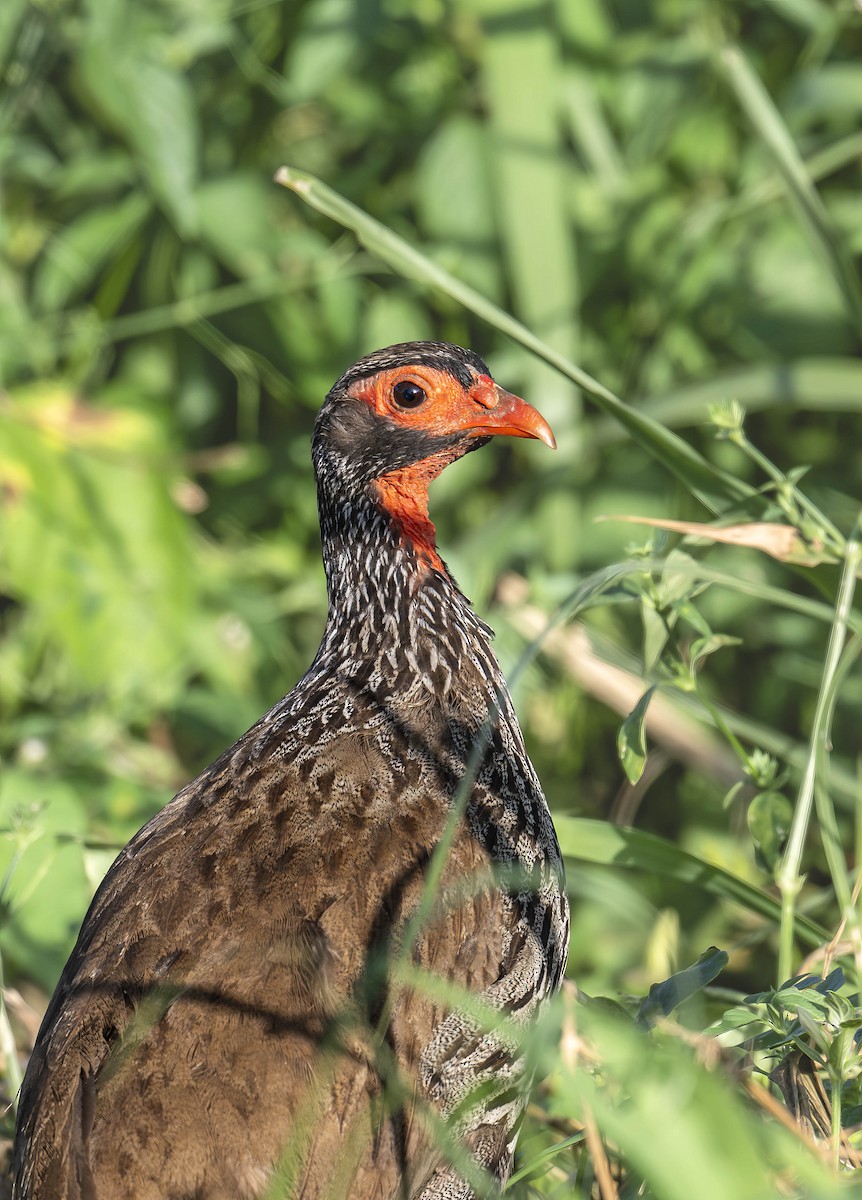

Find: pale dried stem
[581,1103,619,1200]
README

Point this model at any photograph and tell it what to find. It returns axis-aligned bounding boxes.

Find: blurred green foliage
[2,0,862,1193]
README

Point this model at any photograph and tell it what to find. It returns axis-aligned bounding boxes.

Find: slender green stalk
[728,429,845,553]
[776,516,862,984]
[813,637,862,920]
[831,1090,842,1172]
[694,689,753,772]
[688,563,862,637]
[857,759,862,974]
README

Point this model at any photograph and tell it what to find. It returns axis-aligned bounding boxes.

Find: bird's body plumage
[14,342,569,1200]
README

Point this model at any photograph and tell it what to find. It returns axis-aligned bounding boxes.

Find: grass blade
[474,0,580,428]
[776,514,862,982]
[717,42,862,335]
[555,816,829,948]
[593,358,862,447]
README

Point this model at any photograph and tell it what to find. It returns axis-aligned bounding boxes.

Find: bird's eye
[392,380,427,410]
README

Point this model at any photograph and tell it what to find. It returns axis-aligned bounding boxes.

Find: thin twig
[581,1103,619,1200]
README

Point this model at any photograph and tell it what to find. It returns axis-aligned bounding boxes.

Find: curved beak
[465,380,556,450]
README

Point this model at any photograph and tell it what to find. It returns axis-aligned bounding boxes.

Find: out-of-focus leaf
[33,192,151,312]
[787,64,862,123]
[593,358,862,446]
[78,40,199,235]
[637,946,729,1026]
[416,117,495,245]
[748,791,793,874]
[555,1003,845,1200]
[472,0,579,429]
[283,0,357,103]
[0,384,197,712]
[0,0,31,69]
[718,42,862,334]
[197,174,283,278]
[0,769,91,989]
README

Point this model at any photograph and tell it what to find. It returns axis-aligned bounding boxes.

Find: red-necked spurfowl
[14,341,569,1200]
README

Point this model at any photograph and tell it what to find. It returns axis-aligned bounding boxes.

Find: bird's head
[314,341,555,570]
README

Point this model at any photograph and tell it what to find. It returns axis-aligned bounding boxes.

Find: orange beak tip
[463,383,556,450]
[494,390,557,450]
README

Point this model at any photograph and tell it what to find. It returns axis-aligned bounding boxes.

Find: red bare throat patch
[373,451,460,572]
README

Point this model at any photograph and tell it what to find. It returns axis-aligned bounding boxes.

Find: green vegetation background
[2,0,862,1194]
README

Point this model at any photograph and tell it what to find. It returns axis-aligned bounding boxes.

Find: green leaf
[0,770,91,989]
[689,632,742,670]
[637,946,730,1026]
[283,0,357,103]
[473,0,580,425]
[641,597,668,671]
[558,1003,834,1200]
[80,41,199,235]
[748,791,793,874]
[617,686,654,784]
[33,192,151,312]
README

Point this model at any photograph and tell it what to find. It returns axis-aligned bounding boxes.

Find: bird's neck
[313,485,502,707]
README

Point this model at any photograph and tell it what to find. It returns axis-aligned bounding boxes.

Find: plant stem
[0,944,21,1118]
[730,430,845,551]
[813,636,862,918]
[776,515,862,984]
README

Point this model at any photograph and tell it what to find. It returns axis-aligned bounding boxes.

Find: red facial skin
[351,365,555,571]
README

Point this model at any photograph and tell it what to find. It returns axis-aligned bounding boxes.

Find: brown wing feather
[14,723,520,1200]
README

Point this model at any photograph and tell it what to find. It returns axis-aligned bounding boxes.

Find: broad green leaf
[197,174,284,278]
[283,0,356,103]
[416,116,496,244]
